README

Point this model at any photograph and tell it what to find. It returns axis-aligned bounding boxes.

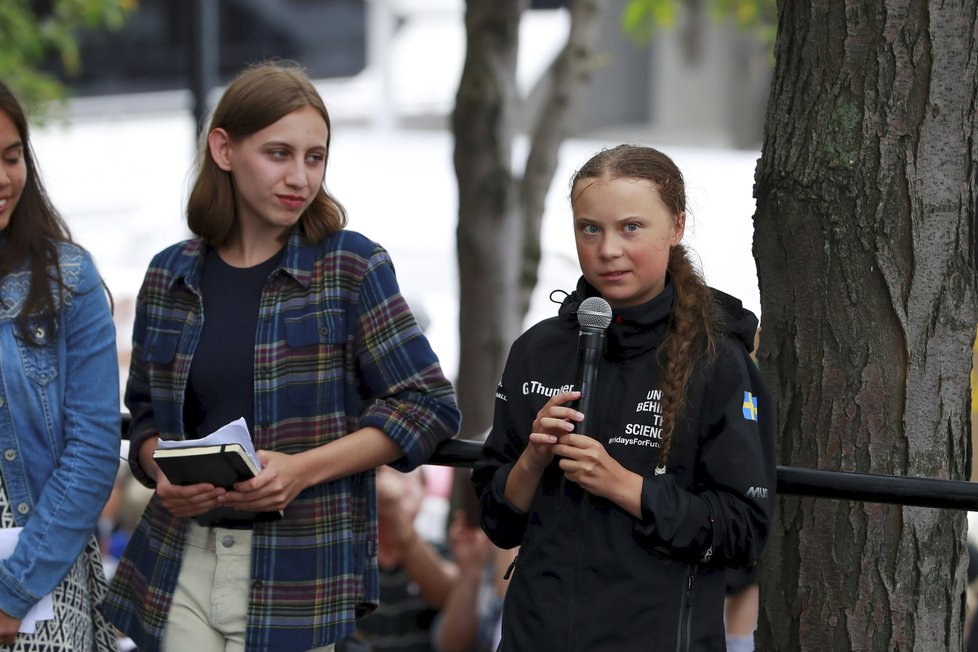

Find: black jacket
[472,279,776,652]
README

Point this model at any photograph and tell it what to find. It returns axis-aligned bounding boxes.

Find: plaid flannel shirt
[101,228,460,651]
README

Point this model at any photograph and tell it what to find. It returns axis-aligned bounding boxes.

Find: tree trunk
[754,2,978,650]
[453,0,527,438]
[453,0,605,438]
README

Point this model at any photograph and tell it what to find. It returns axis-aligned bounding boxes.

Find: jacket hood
[712,288,759,356]
[556,277,673,362]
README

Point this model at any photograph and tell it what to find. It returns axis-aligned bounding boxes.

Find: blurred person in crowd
[339,466,457,652]
[431,509,516,652]
[723,567,759,652]
[98,460,154,583]
[0,80,120,650]
[473,144,776,651]
[966,529,978,651]
[100,61,460,652]
[97,464,126,580]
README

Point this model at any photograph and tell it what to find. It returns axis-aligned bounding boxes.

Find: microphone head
[577,297,613,331]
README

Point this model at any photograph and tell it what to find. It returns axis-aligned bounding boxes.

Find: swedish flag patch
[742,391,758,421]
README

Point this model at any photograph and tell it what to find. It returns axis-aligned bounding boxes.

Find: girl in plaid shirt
[102,61,460,652]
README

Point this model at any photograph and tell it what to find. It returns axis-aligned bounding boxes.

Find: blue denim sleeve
[0,252,120,618]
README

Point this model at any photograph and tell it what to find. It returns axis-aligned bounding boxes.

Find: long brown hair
[571,144,719,467]
[186,60,347,245]
[0,81,73,343]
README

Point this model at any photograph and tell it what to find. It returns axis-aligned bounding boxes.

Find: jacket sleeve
[354,246,460,471]
[0,253,120,618]
[634,340,776,568]
[471,345,530,549]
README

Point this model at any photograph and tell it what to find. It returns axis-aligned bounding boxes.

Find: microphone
[572,297,612,436]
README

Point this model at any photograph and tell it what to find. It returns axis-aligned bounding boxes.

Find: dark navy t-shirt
[183,246,281,439]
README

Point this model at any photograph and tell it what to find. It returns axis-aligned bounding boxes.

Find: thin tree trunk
[754,2,978,650]
[453,0,527,438]
[517,0,607,317]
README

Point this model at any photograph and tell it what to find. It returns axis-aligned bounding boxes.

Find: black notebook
[153,417,282,525]
[153,442,260,488]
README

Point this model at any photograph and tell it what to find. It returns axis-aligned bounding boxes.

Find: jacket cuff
[127,426,158,488]
[635,473,712,558]
[0,564,39,620]
[477,463,528,549]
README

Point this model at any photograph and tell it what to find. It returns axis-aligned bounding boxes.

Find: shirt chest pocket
[16,322,58,386]
[282,310,346,410]
[143,327,181,364]
[284,311,344,348]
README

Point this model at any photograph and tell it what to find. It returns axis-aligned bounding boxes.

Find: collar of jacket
[558,276,675,362]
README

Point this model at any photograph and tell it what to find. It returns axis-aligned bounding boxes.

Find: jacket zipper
[568,361,615,651]
[566,492,588,651]
[675,566,695,652]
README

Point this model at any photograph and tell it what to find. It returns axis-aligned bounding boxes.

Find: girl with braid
[472,144,776,651]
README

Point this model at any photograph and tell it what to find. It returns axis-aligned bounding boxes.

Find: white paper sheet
[156,416,262,470]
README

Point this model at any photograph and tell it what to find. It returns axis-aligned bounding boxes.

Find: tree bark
[453,0,527,437]
[453,0,605,438]
[754,2,978,650]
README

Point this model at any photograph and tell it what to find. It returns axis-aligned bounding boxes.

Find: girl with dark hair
[0,81,120,650]
[101,61,460,652]
[473,144,776,651]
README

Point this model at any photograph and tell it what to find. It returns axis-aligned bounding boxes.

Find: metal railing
[121,415,978,511]
[428,439,978,511]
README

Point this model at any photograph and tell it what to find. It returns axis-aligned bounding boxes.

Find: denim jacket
[0,242,120,618]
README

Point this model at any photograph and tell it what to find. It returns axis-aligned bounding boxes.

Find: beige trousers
[162,522,334,652]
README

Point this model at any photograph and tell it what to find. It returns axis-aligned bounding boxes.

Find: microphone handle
[572,329,605,437]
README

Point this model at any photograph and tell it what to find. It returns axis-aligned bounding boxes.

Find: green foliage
[0,0,135,110]
[622,0,681,42]
[622,0,777,47]
[710,0,777,44]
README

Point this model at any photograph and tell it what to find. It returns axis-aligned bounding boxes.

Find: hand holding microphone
[523,297,612,473]
[552,296,631,501]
